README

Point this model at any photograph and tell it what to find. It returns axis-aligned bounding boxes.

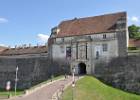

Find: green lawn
[62,76,140,100]
[128,49,140,53]
[0,90,24,98]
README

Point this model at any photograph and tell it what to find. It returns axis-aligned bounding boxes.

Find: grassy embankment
[62,76,140,100]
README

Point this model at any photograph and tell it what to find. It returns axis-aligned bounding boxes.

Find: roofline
[59,11,127,25]
[52,30,123,38]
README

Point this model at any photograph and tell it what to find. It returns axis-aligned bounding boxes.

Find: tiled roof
[57,12,126,37]
[0,46,7,52]
[0,46,48,56]
[129,39,140,47]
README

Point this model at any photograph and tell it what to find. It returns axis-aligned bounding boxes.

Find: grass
[128,49,140,53]
[128,48,140,53]
[0,75,64,98]
[0,90,24,98]
[62,76,140,100]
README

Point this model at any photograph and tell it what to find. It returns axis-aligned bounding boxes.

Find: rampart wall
[94,55,140,94]
[0,54,70,90]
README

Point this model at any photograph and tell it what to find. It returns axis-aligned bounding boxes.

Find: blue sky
[0,0,140,47]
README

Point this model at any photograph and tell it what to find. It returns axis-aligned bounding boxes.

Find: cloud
[128,16,139,22]
[0,17,8,23]
[128,16,140,25]
[37,33,49,43]
[131,16,139,22]
[0,44,8,47]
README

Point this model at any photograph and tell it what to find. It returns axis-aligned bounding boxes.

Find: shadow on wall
[0,57,71,90]
[94,55,140,95]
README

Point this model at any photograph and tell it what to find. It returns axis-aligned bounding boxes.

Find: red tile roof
[56,12,126,37]
[0,46,48,56]
[0,46,7,52]
[129,39,140,47]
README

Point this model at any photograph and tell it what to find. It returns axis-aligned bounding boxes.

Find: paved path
[9,76,75,100]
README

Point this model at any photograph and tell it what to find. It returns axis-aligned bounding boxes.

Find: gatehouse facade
[49,12,128,74]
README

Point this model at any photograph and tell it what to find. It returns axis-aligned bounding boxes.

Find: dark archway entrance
[78,63,87,75]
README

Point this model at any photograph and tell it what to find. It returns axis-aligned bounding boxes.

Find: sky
[0,0,140,47]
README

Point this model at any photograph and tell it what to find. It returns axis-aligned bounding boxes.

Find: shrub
[128,47,137,50]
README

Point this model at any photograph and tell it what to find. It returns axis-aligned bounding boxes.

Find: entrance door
[78,63,87,75]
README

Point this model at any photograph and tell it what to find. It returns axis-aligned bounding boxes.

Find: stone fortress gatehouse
[48,12,129,75]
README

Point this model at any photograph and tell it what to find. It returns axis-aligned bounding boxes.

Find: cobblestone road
[9,76,75,100]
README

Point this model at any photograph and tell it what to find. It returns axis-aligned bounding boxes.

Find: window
[66,46,71,58]
[86,43,87,59]
[96,51,99,59]
[118,17,126,21]
[116,17,126,29]
[95,46,101,59]
[61,38,64,42]
[102,44,108,52]
[120,23,126,29]
[60,45,64,53]
[53,38,56,43]
[103,34,106,39]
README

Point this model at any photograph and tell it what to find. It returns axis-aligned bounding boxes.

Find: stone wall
[94,55,140,94]
[0,55,70,90]
[117,30,128,57]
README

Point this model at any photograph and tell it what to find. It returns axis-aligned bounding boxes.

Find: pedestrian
[65,73,67,79]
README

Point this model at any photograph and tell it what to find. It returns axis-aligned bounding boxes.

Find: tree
[128,25,140,39]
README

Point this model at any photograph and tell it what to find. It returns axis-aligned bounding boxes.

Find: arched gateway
[78,63,87,75]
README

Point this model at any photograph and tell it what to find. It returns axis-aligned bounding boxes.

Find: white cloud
[128,16,139,22]
[131,16,139,22]
[37,33,49,43]
[0,44,8,47]
[0,17,8,23]
[128,16,140,25]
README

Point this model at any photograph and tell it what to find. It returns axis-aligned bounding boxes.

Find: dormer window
[103,34,106,39]
[51,27,60,37]
[57,28,60,33]
[116,17,126,29]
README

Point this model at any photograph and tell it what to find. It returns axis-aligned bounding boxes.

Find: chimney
[23,44,26,48]
[8,46,11,49]
[15,45,17,49]
[18,45,21,49]
[37,43,39,48]
[73,17,78,20]
[22,44,25,49]
[45,42,48,47]
[29,43,31,48]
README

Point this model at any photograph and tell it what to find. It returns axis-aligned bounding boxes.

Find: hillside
[62,76,140,100]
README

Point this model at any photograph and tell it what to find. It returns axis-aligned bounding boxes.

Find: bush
[128,47,137,50]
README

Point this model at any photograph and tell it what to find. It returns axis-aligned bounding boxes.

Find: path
[8,76,75,100]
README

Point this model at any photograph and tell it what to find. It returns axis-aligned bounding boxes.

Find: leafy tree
[128,24,140,39]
